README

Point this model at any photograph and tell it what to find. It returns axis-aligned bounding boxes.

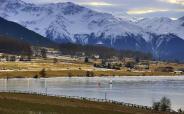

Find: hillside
[0,17,56,47]
[0,93,170,114]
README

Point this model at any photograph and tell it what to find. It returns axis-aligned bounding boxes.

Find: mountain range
[0,0,184,61]
[0,17,56,47]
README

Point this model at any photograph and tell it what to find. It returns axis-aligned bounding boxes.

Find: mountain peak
[1,0,26,4]
[0,0,27,10]
[42,2,86,15]
[61,2,85,14]
[179,16,184,21]
[63,2,77,6]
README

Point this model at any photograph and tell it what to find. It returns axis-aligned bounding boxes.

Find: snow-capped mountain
[178,16,184,26]
[136,17,184,40]
[1,0,184,61]
[0,0,147,42]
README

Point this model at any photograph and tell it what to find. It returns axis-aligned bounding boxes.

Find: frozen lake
[0,76,184,110]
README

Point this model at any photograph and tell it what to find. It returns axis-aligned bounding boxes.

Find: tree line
[0,36,32,56]
[0,35,152,60]
[59,43,152,60]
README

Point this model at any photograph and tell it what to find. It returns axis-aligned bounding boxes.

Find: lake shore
[0,69,182,79]
[0,60,183,78]
[0,92,173,114]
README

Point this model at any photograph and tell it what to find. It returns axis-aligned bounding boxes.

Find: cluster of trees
[94,61,122,70]
[0,55,31,61]
[124,62,136,69]
[32,47,48,58]
[0,35,152,61]
[155,67,174,72]
[59,43,153,60]
[0,36,32,56]
[152,97,171,112]
[59,43,118,59]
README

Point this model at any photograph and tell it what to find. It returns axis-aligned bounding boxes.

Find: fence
[0,90,178,114]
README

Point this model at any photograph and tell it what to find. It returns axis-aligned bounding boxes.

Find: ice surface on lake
[0,76,184,110]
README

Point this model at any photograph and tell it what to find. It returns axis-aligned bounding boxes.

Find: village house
[135,63,150,70]
[174,71,183,75]
[47,50,61,57]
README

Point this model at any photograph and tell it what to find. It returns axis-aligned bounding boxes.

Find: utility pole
[105,92,107,100]
[27,78,30,91]
[45,78,47,95]
[4,78,7,92]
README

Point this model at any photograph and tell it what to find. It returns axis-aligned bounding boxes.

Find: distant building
[47,50,61,57]
[0,53,3,56]
[31,47,42,57]
[93,55,100,59]
[135,64,149,70]
[174,71,183,75]
[124,57,135,63]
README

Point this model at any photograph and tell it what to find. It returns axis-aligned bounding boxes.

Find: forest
[59,43,153,60]
[0,35,32,56]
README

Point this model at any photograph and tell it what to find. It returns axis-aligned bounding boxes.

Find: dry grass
[0,61,91,70]
[0,92,173,114]
[0,59,182,78]
[0,70,175,78]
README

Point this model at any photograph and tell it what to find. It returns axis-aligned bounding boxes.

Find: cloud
[127,7,184,15]
[79,2,114,7]
[170,17,178,20]
[21,0,183,18]
[159,0,184,5]
[174,8,184,12]
[127,8,169,14]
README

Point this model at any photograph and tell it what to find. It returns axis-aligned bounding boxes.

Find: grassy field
[0,69,174,78]
[0,59,183,78]
[0,92,173,114]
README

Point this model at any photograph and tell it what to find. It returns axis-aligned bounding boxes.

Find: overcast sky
[22,0,184,19]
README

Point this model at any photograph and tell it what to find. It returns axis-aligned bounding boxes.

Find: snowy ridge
[0,0,147,42]
[136,17,184,40]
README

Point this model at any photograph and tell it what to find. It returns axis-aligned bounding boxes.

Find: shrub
[53,58,58,63]
[152,102,160,111]
[125,62,135,69]
[68,72,72,77]
[33,75,39,78]
[86,71,94,77]
[39,68,46,78]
